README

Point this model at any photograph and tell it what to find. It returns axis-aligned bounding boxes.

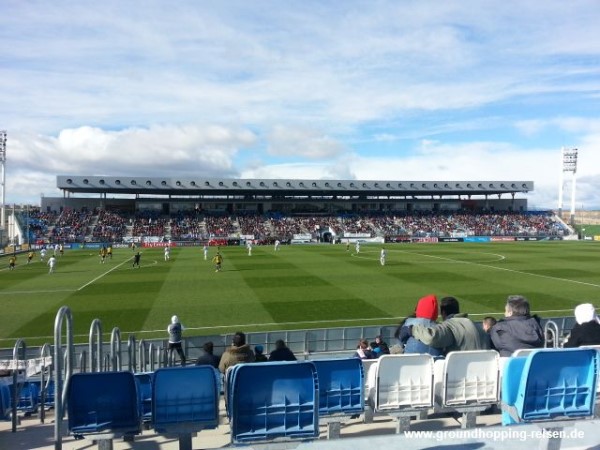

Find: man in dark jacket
[489,295,544,356]
[269,339,297,361]
[564,303,600,347]
[195,341,220,368]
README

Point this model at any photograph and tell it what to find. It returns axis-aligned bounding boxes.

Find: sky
[1,0,600,209]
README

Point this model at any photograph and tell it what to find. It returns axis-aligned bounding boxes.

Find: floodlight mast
[0,131,6,243]
[558,147,578,225]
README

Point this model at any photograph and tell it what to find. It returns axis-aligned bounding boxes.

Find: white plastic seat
[365,354,434,432]
[434,350,500,428]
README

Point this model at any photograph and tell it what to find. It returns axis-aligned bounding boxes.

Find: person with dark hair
[218,331,255,374]
[482,317,497,333]
[254,345,268,362]
[269,339,297,361]
[195,341,220,368]
[353,339,374,360]
[563,303,600,347]
[410,296,490,355]
[489,295,544,356]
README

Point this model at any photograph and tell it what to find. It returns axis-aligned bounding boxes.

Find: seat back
[134,372,153,423]
[441,350,499,407]
[312,358,364,416]
[373,354,434,412]
[0,384,11,420]
[502,348,598,425]
[229,361,319,445]
[17,381,40,414]
[67,371,140,436]
[152,365,219,434]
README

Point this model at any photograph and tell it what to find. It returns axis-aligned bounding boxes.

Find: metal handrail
[11,338,26,433]
[127,335,136,372]
[138,339,147,373]
[39,343,52,424]
[88,319,102,372]
[110,327,121,371]
[53,305,74,450]
[544,319,560,348]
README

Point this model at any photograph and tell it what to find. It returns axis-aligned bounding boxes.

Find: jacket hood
[415,294,438,321]
[575,303,598,325]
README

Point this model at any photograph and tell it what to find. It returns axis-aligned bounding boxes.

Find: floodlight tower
[557,147,578,225]
[0,131,6,243]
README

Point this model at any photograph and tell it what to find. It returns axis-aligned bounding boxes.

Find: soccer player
[40,247,47,261]
[355,241,360,254]
[274,240,280,251]
[59,243,64,257]
[99,246,107,264]
[380,247,386,266]
[164,246,170,261]
[212,252,223,272]
[203,244,208,260]
[47,256,57,274]
[107,245,113,259]
[133,251,141,268]
[8,255,16,270]
[27,251,34,264]
[247,240,252,256]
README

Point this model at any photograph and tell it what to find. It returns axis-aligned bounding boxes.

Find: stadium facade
[44,176,534,214]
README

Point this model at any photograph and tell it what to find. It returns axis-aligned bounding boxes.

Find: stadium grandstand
[3,176,573,247]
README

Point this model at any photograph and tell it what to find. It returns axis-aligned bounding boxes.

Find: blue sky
[1,0,600,208]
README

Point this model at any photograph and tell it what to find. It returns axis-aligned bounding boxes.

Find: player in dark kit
[133,251,141,268]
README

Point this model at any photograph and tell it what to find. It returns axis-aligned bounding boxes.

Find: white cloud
[2,1,600,211]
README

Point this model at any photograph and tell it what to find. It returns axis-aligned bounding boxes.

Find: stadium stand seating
[434,350,500,428]
[152,365,220,450]
[134,372,153,426]
[502,348,599,426]
[67,371,141,446]
[227,361,320,445]
[365,354,435,432]
[0,384,11,421]
[312,358,365,438]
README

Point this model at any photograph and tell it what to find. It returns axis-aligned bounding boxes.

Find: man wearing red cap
[410,296,490,355]
[397,294,443,357]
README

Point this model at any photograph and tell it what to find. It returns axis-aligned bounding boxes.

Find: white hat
[574,303,597,325]
[171,315,179,324]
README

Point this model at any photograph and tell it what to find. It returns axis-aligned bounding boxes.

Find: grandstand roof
[57,176,533,198]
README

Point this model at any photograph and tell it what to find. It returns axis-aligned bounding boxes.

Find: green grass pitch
[1,241,600,347]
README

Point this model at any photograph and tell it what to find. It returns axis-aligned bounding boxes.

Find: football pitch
[1,241,600,348]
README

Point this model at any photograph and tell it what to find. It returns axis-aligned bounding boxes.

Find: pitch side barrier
[403,236,565,243]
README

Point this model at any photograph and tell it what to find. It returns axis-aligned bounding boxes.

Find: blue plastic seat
[229,361,319,445]
[502,348,599,425]
[152,365,219,434]
[134,372,153,424]
[67,371,141,439]
[312,358,364,416]
[0,384,11,421]
[17,381,40,415]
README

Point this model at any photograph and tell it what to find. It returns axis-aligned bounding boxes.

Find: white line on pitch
[0,289,75,295]
[398,250,600,288]
[77,257,133,291]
